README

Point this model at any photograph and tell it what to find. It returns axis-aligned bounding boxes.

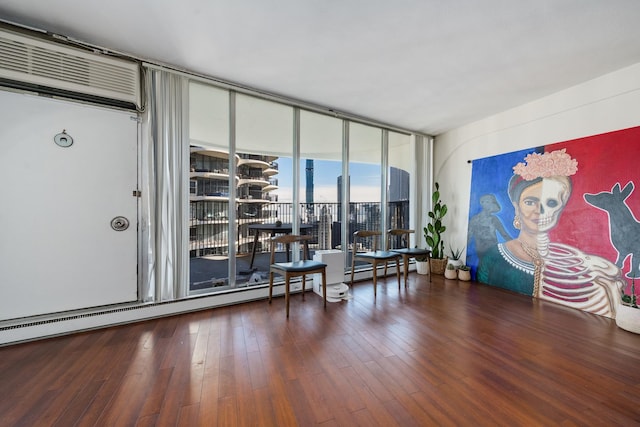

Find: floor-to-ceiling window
[235,93,294,286]
[388,131,412,247]
[299,110,344,253]
[188,82,232,292]
[348,122,382,269]
[187,78,422,297]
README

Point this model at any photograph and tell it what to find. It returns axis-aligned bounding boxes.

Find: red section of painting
[546,126,640,295]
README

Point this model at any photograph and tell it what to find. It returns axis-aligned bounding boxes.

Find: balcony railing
[189,201,409,257]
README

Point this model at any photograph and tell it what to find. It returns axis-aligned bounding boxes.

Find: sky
[273,158,381,203]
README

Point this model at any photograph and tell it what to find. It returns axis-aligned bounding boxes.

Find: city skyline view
[273,158,381,203]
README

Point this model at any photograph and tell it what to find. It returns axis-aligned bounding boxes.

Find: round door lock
[54,130,73,148]
[111,216,130,231]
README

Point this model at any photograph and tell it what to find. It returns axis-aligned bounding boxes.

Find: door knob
[111,216,130,231]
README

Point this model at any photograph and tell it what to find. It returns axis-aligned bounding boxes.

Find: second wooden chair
[350,230,401,297]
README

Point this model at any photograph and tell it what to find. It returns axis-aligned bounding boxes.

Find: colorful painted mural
[467,126,640,319]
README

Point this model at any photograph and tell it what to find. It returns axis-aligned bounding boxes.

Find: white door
[0,90,138,321]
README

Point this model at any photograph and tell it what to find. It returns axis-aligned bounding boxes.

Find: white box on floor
[313,250,349,302]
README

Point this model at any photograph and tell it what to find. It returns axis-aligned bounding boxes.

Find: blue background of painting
[466,147,543,276]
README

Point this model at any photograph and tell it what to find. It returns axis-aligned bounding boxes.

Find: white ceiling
[2,0,640,135]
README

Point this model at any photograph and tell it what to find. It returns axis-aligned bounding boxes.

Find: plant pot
[447,259,463,269]
[444,268,457,279]
[429,257,448,275]
[458,269,471,281]
[415,261,429,275]
[615,304,640,334]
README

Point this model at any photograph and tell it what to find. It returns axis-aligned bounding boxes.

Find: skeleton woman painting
[474,148,626,318]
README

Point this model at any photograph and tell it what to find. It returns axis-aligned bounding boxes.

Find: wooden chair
[350,230,401,297]
[386,229,431,285]
[268,234,327,318]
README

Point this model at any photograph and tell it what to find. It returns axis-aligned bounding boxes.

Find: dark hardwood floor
[1,273,639,426]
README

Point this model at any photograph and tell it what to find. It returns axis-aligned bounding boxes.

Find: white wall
[434,62,640,258]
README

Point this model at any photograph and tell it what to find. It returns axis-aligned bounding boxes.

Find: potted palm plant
[424,182,448,274]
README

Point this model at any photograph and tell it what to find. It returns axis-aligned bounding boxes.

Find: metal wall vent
[0,29,140,108]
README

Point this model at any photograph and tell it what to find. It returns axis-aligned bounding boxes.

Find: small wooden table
[248,223,314,268]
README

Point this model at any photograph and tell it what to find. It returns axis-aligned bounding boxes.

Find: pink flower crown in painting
[512,148,578,180]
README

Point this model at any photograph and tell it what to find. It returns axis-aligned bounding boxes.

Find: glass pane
[236,94,293,286]
[388,131,412,248]
[188,82,232,293]
[349,123,382,269]
[299,109,343,259]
